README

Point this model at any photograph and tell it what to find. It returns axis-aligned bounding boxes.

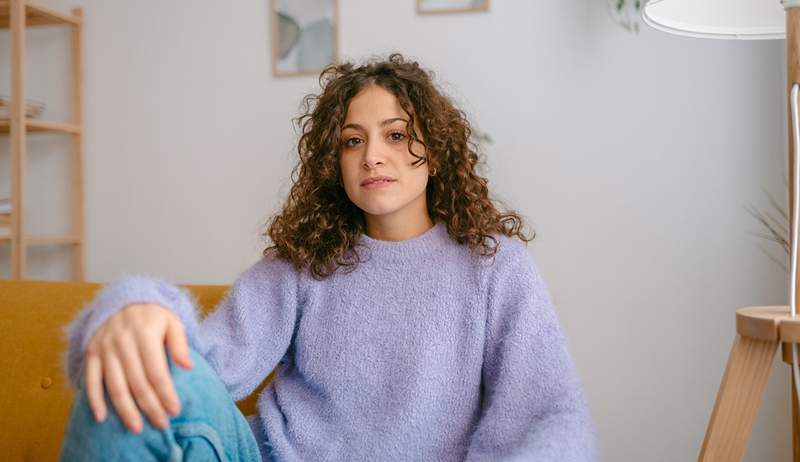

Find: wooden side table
[699,306,800,461]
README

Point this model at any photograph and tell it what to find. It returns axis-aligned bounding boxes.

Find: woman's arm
[464,243,598,462]
[63,254,301,402]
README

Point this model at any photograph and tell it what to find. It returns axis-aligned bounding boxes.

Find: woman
[60,53,597,461]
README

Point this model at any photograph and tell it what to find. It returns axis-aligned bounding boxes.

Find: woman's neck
[364,213,434,242]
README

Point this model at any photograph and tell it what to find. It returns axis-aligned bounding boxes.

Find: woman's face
[339,85,431,231]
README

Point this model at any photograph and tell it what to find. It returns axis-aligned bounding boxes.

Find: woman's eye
[343,137,362,148]
[389,132,406,142]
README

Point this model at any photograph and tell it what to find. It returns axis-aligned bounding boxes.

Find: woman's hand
[83,303,194,433]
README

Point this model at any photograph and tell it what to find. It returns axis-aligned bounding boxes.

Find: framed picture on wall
[417,0,489,15]
[271,0,339,77]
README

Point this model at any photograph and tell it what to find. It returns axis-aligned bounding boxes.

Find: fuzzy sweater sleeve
[464,242,598,462]
[62,254,301,402]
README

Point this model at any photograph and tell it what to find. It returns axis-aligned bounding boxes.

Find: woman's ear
[426,157,438,177]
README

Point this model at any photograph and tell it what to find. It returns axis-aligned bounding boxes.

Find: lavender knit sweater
[64,222,598,461]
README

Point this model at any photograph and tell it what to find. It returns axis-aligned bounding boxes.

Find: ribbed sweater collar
[357,221,449,263]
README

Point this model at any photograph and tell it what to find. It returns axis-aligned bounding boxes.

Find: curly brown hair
[264,53,534,279]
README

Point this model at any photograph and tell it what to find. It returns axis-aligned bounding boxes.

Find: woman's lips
[361,179,396,189]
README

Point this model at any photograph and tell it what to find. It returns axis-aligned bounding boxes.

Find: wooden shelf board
[0,1,82,28]
[0,234,81,246]
[0,119,81,134]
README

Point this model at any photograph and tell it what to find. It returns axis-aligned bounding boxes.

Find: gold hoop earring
[430,167,437,177]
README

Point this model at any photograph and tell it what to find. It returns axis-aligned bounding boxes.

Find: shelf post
[10,0,27,279]
[70,6,83,281]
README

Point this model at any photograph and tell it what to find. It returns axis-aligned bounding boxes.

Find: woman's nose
[362,139,385,169]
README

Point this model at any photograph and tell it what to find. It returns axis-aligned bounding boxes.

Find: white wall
[0,1,790,460]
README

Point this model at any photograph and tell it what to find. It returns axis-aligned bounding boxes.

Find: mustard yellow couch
[0,280,275,461]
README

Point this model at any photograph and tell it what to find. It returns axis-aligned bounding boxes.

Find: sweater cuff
[64,275,202,388]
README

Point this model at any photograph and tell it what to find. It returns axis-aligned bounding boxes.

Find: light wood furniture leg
[793,371,800,461]
[699,335,779,461]
[787,7,800,462]
[10,0,27,278]
[70,7,84,281]
[780,343,800,462]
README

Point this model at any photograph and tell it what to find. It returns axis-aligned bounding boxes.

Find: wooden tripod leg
[698,335,779,462]
[793,368,800,462]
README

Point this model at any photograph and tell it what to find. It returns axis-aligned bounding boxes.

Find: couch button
[41,377,53,389]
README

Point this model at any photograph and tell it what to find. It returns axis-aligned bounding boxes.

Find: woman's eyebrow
[341,117,409,131]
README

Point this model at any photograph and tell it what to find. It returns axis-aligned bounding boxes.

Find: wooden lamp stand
[699,306,800,461]
[642,2,800,461]
[698,6,800,461]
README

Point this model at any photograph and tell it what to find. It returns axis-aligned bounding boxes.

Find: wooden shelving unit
[0,119,81,134]
[1,0,84,280]
[0,0,81,27]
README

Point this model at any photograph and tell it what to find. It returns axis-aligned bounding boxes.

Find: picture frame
[271,0,339,77]
[416,0,490,15]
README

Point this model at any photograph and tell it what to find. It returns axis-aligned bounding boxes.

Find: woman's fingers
[83,304,191,434]
[84,352,106,422]
[138,332,181,416]
[102,352,143,433]
[115,335,170,430]
[165,316,193,370]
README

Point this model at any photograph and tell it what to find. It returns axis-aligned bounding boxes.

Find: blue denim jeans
[59,348,273,461]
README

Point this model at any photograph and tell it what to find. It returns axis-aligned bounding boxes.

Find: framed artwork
[271,0,339,77]
[417,0,489,15]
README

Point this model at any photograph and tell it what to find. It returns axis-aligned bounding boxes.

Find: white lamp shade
[642,0,787,39]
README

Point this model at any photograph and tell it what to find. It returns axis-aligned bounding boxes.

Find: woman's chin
[356,202,404,218]
[361,207,398,218]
